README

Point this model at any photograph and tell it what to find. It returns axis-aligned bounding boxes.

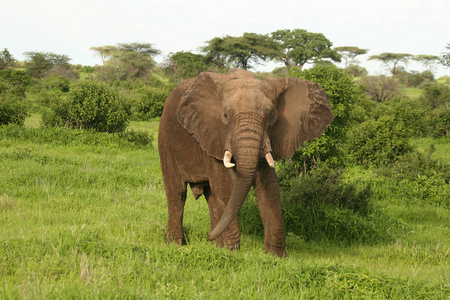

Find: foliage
[202,33,278,70]
[95,51,156,81]
[347,116,413,166]
[42,81,131,132]
[0,48,16,70]
[0,69,32,125]
[359,75,401,103]
[419,83,450,109]
[440,43,450,68]
[396,70,435,87]
[334,46,368,68]
[271,29,341,70]
[413,54,440,72]
[0,100,28,126]
[345,64,368,78]
[374,98,429,137]
[285,65,361,174]
[163,51,207,82]
[0,69,34,98]
[42,74,71,92]
[368,53,413,76]
[130,86,169,120]
[24,51,72,78]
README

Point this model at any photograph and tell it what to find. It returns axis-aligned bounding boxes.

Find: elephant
[158,69,334,257]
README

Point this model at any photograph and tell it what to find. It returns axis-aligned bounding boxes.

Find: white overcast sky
[2,0,449,77]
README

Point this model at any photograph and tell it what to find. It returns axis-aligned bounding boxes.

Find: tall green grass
[1,121,449,298]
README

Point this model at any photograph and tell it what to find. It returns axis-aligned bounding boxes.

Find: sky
[2,0,449,77]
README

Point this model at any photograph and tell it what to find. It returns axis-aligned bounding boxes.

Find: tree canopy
[441,44,450,68]
[413,55,440,72]
[202,33,278,70]
[334,46,368,68]
[0,49,16,70]
[368,53,413,76]
[23,52,71,78]
[271,29,341,70]
[163,51,207,81]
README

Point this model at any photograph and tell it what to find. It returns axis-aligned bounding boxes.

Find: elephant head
[176,69,334,241]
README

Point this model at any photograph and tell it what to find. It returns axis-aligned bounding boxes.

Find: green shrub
[281,166,372,216]
[376,149,450,208]
[0,100,28,126]
[347,116,413,166]
[419,84,450,109]
[241,166,399,244]
[131,87,169,120]
[42,81,131,133]
[374,98,429,137]
[42,74,71,92]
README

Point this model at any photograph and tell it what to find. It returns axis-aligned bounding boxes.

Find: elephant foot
[265,244,287,258]
[166,233,186,246]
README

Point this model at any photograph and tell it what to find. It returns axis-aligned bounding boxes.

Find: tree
[441,44,450,68]
[360,76,400,103]
[93,42,160,81]
[163,51,207,81]
[368,52,412,76]
[23,52,71,78]
[334,46,368,68]
[414,55,440,72]
[271,29,341,70]
[0,48,16,70]
[90,45,117,64]
[117,42,161,57]
[202,33,278,70]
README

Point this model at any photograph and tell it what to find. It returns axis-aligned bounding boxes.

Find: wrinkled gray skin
[158,69,334,257]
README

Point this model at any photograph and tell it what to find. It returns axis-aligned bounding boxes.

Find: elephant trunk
[209,113,264,241]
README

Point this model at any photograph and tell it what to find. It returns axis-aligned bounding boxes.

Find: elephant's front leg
[254,162,287,257]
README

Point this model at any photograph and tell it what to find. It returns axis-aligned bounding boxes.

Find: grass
[0,119,449,299]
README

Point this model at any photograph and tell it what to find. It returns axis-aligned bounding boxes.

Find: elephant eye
[223,113,228,119]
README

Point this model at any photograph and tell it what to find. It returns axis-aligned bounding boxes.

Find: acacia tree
[441,44,450,68]
[89,45,117,64]
[334,46,368,68]
[163,51,207,81]
[93,42,160,81]
[202,33,278,70]
[414,55,440,72]
[23,52,71,78]
[271,29,341,70]
[368,52,413,76]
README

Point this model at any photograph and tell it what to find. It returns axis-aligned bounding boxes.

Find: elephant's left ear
[176,71,226,160]
[265,77,335,160]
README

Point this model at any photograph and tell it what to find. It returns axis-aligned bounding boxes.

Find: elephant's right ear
[176,72,226,161]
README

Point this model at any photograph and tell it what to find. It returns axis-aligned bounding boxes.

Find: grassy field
[1,118,449,299]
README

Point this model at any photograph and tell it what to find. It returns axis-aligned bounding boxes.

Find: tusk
[223,150,235,168]
[265,152,275,168]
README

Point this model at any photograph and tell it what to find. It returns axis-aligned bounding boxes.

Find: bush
[262,166,399,244]
[131,87,169,120]
[376,150,450,208]
[419,84,450,109]
[0,100,28,126]
[347,116,413,166]
[374,98,429,137]
[43,81,131,133]
[42,74,71,92]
